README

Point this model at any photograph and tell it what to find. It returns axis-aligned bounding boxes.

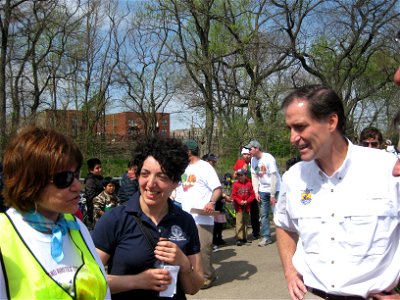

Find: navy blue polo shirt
[92,192,200,300]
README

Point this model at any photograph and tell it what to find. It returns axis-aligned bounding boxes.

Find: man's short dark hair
[282,85,346,134]
[87,158,101,171]
[359,127,383,144]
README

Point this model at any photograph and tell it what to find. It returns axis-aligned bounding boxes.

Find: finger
[156,240,173,249]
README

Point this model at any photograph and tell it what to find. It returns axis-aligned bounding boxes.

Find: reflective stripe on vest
[0,213,107,299]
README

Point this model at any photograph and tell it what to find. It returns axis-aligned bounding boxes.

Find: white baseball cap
[241,148,250,155]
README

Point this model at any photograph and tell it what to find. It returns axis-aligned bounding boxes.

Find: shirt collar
[314,138,353,181]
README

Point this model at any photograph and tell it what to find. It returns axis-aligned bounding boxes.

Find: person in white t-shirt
[175,139,222,289]
[246,140,281,247]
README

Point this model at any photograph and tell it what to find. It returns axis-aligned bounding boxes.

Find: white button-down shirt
[274,141,400,297]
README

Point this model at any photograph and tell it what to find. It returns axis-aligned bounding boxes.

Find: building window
[160,129,168,136]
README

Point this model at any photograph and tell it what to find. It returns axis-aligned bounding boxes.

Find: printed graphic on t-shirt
[169,225,186,242]
[256,164,268,177]
[50,265,79,296]
[181,173,197,192]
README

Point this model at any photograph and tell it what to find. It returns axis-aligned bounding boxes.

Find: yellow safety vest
[0,213,107,299]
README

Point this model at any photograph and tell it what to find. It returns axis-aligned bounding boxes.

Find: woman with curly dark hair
[92,136,203,299]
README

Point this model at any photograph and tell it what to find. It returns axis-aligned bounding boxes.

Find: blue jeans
[259,192,273,239]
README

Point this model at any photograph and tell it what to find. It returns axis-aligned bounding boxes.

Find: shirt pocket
[342,197,395,256]
[289,196,325,254]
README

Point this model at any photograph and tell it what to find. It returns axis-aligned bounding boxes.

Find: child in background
[232,168,255,246]
[83,158,103,228]
[93,177,120,226]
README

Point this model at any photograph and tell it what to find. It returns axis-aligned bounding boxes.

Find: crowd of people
[1,68,400,300]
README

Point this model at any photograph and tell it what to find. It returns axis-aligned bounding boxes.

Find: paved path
[188,225,291,299]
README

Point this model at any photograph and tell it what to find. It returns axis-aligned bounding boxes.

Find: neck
[139,196,169,225]
[255,151,263,160]
[316,135,348,176]
[36,206,60,222]
[189,156,200,164]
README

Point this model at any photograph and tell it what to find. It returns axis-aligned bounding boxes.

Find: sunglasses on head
[52,170,80,189]
[361,141,379,148]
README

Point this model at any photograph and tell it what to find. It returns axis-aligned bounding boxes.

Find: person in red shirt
[233,148,260,239]
[231,168,255,246]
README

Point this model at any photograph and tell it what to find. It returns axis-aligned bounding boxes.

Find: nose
[290,129,300,145]
[146,175,157,187]
[71,177,81,191]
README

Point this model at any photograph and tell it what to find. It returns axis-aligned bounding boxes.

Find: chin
[64,204,79,214]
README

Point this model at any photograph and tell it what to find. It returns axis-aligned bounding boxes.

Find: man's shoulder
[192,159,217,173]
[262,152,277,161]
[351,144,397,169]
[283,160,313,178]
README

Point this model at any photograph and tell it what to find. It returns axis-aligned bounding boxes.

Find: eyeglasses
[52,170,80,189]
[361,141,379,148]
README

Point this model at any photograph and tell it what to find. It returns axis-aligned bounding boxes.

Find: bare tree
[75,0,123,156]
[218,0,294,126]
[271,0,400,138]
[156,0,219,152]
[0,0,31,155]
[116,4,177,137]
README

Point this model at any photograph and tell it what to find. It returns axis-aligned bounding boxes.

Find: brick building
[38,110,170,140]
[105,112,170,139]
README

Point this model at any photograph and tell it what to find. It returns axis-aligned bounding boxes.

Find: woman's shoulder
[169,202,194,222]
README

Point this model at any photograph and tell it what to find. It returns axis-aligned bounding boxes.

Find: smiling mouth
[146,190,160,196]
[297,144,308,151]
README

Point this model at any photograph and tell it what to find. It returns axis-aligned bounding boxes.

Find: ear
[327,113,339,133]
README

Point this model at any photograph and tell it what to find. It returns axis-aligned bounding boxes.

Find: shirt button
[331,213,335,217]
[331,189,334,192]
[331,237,335,241]
[331,260,334,264]
[331,285,335,288]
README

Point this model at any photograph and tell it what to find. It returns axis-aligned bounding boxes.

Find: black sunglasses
[361,141,379,148]
[52,170,80,189]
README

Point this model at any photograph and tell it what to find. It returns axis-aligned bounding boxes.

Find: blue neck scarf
[23,211,80,263]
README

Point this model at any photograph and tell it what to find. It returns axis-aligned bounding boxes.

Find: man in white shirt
[274,85,400,300]
[246,140,281,247]
[175,139,222,289]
